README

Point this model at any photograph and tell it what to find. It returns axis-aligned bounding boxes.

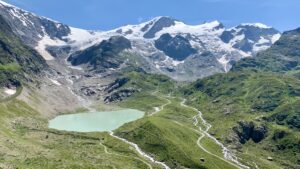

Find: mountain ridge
[0,0,281,81]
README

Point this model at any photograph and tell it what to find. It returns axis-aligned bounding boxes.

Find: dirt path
[108,91,171,169]
[148,91,171,116]
[108,92,249,169]
[109,132,170,169]
[99,142,153,169]
[180,99,250,169]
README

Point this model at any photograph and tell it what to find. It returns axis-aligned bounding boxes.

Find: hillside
[232,28,300,76]
[180,68,300,167]
[0,15,46,101]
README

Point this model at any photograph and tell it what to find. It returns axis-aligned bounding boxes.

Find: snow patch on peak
[0,0,15,7]
[240,23,272,29]
[65,27,105,50]
[271,33,281,43]
[154,20,224,39]
[202,20,223,29]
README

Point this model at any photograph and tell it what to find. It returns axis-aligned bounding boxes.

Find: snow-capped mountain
[220,23,281,55]
[0,0,108,60]
[0,0,281,81]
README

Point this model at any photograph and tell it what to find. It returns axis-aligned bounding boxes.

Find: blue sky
[4,0,300,32]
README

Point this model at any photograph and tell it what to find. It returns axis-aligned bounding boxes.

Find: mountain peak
[151,16,177,23]
[221,22,280,54]
[202,20,224,29]
[143,16,177,39]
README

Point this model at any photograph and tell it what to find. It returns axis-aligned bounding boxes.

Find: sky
[3,0,300,32]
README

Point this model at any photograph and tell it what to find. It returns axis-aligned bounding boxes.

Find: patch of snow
[68,65,83,70]
[271,33,281,43]
[240,23,272,29]
[49,78,62,86]
[171,59,184,66]
[35,35,65,60]
[248,39,254,43]
[67,27,96,43]
[211,36,250,58]
[64,27,109,51]
[217,55,230,72]
[9,8,27,26]
[0,0,46,25]
[154,63,160,69]
[253,44,269,53]
[257,36,269,44]
[4,88,16,95]
[252,36,273,53]
[106,19,154,40]
[155,20,224,39]
[229,34,245,46]
[0,0,15,7]
[160,57,185,67]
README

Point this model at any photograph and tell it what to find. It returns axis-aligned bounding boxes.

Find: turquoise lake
[48,109,144,132]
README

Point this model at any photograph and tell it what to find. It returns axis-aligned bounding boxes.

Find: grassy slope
[181,71,300,168]
[116,93,240,169]
[0,97,165,169]
[112,72,245,169]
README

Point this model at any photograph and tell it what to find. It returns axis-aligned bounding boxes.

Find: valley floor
[0,88,289,169]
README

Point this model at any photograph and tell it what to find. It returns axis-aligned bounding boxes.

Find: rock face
[232,27,300,73]
[220,24,280,55]
[104,88,139,103]
[252,125,268,143]
[155,33,197,61]
[102,77,140,103]
[233,121,268,144]
[104,78,130,93]
[68,36,131,70]
[143,17,176,39]
[0,15,46,86]
[0,1,70,47]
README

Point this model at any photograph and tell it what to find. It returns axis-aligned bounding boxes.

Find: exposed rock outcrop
[68,36,131,71]
[104,77,130,93]
[233,121,268,144]
[104,88,140,103]
[143,17,176,39]
[155,33,197,61]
